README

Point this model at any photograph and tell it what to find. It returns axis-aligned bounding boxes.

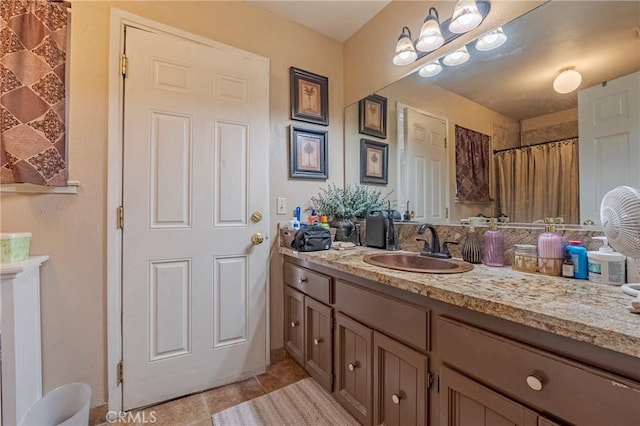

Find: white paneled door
[121,26,269,410]
[578,71,640,225]
[405,108,448,223]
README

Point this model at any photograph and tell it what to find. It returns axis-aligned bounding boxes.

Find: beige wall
[1,1,343,407]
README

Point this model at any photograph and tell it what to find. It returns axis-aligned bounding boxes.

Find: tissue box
[1,232,32,263]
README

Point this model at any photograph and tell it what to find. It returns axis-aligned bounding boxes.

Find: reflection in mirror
[344,1,640,224]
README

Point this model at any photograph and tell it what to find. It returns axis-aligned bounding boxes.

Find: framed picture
[290,67,329,126]
[358,94,387,138]
[360,138,388,185]
[289,126,328,180]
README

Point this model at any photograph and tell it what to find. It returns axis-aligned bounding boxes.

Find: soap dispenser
[483,219,504,267]
[537,218,564,276]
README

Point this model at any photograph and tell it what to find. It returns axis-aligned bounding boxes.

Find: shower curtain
[1,0,68,186]
[496,138,579,224]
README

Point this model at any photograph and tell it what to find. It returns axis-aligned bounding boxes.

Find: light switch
[277,197,287,215]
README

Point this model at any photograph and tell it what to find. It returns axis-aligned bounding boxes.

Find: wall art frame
[360,138,388,184]
[358,94,387,138]
[290,126,328,180]
[290,67,329,126]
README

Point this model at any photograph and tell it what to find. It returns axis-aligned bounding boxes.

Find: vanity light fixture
[475,27,507,51]
[393,26,418,66]
[416,8,445,52]
[418,60,443,77]
[449,0,483,34]
[553,68,582,94]
[443,46,470,66]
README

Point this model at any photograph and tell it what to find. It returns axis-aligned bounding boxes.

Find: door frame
[106,9,271,412]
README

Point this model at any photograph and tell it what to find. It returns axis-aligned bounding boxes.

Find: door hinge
[437,374,440,393]
[331,374,335,387]
[331,318,336,330]
[121,54,128,78]
[427,371,434,389]
[117,361,124,384]
[117,205,124,229]
[444,138,447,149]
[445,207,449,219]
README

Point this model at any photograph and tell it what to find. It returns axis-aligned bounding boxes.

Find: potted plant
[308,183,391,241]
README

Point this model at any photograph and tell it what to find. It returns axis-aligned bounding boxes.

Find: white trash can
[21,382,91,426]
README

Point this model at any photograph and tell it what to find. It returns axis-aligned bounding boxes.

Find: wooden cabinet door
[440,365,539,426]
[373,331,427,426]
[305,296,333,391]
[284,286,304,364]
[335,312,373,426]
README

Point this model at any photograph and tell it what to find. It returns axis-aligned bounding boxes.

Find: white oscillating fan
[600,186,640,312]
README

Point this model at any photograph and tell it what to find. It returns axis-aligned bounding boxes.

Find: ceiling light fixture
[443,46,470,66]
[418,60,443,77]
[393,26,418,66]
[449,0,483,34]
[553,68,582,94]
[475,27,507,51]
[416,8,445,52]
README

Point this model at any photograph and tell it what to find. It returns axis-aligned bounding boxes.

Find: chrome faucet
[416,223,457,258]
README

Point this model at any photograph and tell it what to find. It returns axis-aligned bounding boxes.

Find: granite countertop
[279,246,640,358]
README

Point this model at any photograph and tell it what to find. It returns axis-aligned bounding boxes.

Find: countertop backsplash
[279,221,605,266]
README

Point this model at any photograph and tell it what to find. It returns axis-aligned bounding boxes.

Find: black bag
[291,226,332,252]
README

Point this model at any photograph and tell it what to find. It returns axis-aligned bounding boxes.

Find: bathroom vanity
[280,247,640,426]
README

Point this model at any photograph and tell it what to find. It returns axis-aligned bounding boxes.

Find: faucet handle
[442,241,459,257]
[416,237,431,253]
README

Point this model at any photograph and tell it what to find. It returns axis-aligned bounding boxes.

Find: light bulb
[416,8,444,52]
[476,27,507,51]
[449,0,483,34]
[443,46,470,66]
[419,60,443,77]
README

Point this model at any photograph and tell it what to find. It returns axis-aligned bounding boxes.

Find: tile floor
[98,357,309,426]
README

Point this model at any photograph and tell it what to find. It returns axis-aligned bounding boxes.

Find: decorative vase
[462,226,482,264]
[333,218,355,242]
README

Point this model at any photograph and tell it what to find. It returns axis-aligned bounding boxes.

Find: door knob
[290,321,299,328]
[348,362,357,372]
[391,393,401,404]
[313,338,323,345]
[251,233,264,245]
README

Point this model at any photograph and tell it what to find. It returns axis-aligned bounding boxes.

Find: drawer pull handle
[348,362,357,372]
[298,277,307,285]
[391,394,401,404]
[290,321,299,328]
[313,338,323,345]
[526,375,543,391]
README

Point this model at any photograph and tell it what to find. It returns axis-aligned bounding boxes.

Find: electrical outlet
[277,197,287,215]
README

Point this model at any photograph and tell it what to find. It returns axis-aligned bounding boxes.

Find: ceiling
[246,0,390,42]
[413,0,640,120]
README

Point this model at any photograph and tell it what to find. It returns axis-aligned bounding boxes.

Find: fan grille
[601,186,640,258]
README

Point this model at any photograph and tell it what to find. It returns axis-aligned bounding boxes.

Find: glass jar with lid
[513,244,538,273]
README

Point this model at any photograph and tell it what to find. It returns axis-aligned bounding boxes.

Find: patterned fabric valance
[1,0,68,186]
[455,125,491,202]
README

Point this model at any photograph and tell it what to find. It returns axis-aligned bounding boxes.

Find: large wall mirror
[344,1,640,225]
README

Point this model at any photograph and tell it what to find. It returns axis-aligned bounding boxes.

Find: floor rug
[212,378,360,425]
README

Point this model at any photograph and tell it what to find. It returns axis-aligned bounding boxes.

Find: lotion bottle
[482,219,504,267]
[537,218,564,276]
[587,236,626,285]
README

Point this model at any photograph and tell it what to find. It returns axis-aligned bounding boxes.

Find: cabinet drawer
[335,280,429,352]
[284,262,332,304]
[438,316,640,426]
